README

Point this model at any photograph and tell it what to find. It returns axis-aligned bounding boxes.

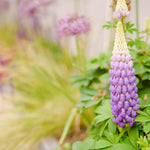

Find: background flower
[57,14,90,37]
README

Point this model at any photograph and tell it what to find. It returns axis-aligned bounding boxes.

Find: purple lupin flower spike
[109,21,140,127]
[113,0,130,19]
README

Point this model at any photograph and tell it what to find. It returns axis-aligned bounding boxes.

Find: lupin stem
[116,127,127,143]
[75,36,86,74]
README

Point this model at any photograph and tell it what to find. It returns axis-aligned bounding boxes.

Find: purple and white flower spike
[113,0,130,19]
[109,21,140,127]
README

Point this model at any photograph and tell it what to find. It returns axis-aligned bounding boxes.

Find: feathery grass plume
[0,38,80,150]
[113,0,130,19]
[109,21,140,127]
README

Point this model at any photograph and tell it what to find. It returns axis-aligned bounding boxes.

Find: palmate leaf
[72,138,94,150]
[102,20,117,29]
[99,119,110,137]
[145,108,150,115]
[112,143,135,150]
[143,55,150,67]
[70,65,107,88]
[76,99,101,111]
[108,119,117,134]
[80,87,99,96]
[72,141,82,150]
[104,129,118,144]
[138,89,150,108]
[80,94,93,101]
[135,115,150,122]
[86,58,99,69]
[142,72,150,80]
[95,100,112,116]
[93,114,111,126]
[93,100,112,125]
[95,139,112,149]
[133,61,146,75]
[79,138,94,150]
[128,127,139,148]
[143,122,150,133]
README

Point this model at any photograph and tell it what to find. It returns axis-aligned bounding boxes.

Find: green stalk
[75,36,86,74]
[59,108,77,144]
[80,38,87,74]
[76,36,81,71]
[136,0,139,38]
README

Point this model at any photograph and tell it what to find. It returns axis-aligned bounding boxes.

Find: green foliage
[63,142,72,150]
[103,20,138,35]
[72,138,94,150]
[124,22,138,34]
[102,20,117,29]
[95,139,112,149]
[137,135,150,150]
[128,127,139,148]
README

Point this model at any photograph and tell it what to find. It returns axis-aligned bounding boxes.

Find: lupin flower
[57,14,90,37]
[109,21,140,127]
[113,0,130,19]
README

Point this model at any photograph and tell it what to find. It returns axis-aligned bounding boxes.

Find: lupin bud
[145,18,150,32]
[109,21,140,127]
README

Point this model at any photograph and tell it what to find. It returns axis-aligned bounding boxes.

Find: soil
[57,126,87,145]
[65,127,87,144]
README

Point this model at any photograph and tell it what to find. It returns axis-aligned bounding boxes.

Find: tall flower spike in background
[113,0,130,19]
[109,21,140,127]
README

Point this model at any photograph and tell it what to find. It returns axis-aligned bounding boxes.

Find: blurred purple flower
[19,0,54,17]
[58,14,90,37]
[32,16,41,32]
[113,9,130,19]
[17,25,33,41]
[0,0,9,11]
[19,0,39,17]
